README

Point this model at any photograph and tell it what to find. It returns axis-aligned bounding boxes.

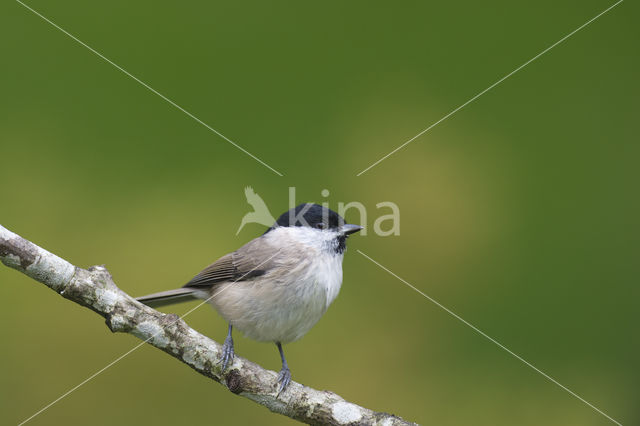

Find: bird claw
[276,366,291,396]
[218,336,234,371]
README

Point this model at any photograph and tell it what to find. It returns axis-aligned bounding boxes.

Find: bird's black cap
[273,203,345,230]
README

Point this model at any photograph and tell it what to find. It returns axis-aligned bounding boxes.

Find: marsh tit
[136,203,362,393]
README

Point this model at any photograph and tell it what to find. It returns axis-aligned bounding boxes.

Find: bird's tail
[136,288,199,308]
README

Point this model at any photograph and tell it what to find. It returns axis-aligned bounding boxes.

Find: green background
[1,1,637,425]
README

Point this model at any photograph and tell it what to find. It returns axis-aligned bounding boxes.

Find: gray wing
[183,236,280,289]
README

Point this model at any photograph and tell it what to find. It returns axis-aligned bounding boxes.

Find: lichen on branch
[0,224,415,426]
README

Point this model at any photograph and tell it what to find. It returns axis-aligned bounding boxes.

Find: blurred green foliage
[1,0,637,425]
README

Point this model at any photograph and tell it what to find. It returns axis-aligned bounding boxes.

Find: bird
[136,203,362,393]
[236,186,276,235]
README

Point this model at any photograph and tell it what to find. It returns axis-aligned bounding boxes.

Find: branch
[0,224,415,426]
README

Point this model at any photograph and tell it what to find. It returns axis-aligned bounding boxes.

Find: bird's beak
[340,224,363,235]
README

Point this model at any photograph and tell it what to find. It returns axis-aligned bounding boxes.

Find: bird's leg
[219,324,235,371]
[276,342,292,395]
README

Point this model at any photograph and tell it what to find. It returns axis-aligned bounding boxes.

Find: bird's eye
[315,222,326,229]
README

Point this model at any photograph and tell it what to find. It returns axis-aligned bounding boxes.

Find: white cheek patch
[266,226,341,253]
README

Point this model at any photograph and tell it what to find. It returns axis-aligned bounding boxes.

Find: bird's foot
[218,335,235,371]
[276,365,292,396]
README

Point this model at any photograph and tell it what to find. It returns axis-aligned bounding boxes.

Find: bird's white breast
[208,226,345,343]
